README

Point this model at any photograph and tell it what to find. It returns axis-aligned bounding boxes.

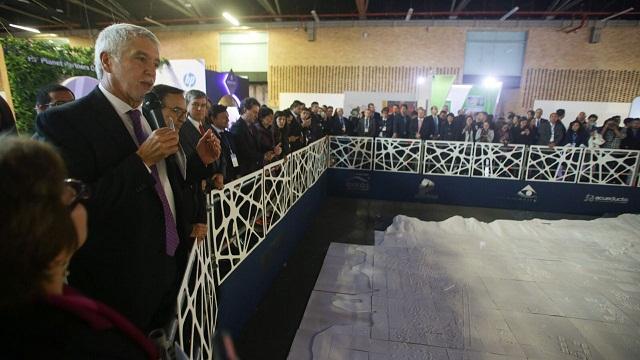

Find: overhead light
[144,16,167,28]
[222,11,240,26]
[33,33,59,37]
[417,76,426,85]
[405,8,414,21]
[9,24,41,33]
[311,10,320,23]
[482,76,502,88]
[600,7,634,22]
[499,6,519,21]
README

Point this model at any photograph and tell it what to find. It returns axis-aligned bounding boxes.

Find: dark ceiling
[0,0,638,32]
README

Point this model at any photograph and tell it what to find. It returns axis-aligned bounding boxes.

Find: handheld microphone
[143,92,166,130]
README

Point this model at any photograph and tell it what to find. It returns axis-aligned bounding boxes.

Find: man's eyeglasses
[166,106,187,119]
[64,178,91,210]
[37,101,70,110]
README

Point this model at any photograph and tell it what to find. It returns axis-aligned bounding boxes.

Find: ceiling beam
[157,0,195,19]
[449,0,471,19]
[66,0,127,21]
[547,0,583,20]
[0,4,61,25]
[257,0,277,15]
[355,0,369,20]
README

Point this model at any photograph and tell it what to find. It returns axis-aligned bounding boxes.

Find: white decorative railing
[175,138,330,359]
[471,143,527,180]
[175,234,218,359]
[578,148,640,187]
[374,138,422,173]
[525,145,585,183]
[423,140,474,177]
[211,171,265,284]
[329,136,374,170]
[329,136,640,187]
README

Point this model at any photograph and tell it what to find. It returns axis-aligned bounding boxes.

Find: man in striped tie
[35,23,220,334]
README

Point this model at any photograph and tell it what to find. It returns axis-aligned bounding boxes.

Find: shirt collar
[98,83,141,115]
[188,115,201,131]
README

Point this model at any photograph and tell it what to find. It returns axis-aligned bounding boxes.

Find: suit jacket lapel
[88,87,138,155]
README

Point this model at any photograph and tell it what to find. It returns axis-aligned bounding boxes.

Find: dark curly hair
[0,137,78,307]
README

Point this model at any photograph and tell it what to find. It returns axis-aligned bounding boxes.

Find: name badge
[342,126,346,132]
[364,126,369,133]
[230,153,240,168]
[382,126,387,132]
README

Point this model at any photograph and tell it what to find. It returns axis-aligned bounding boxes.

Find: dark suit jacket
[327,115,347,135]
[35,87,206,333]
[213,128,239,182]
[407,117,430,140]
[230,118,263,176]
[355,117,377,137]
[424,115,441,140]
[392,114,410,138]
[177,119,218,224]
[621,128,640,150]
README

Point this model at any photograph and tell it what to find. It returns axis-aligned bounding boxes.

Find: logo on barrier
[345,173,370,192]
[584,194,629,204]
[183,72,196,88]
[517,185,537,202]
[416,178,438,200]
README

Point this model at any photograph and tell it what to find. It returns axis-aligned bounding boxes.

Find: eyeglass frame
[36,100,71,110]
[164,105,188,119]
[64,178,91,210]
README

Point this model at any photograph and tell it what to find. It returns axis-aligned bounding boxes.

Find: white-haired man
[35,23,220,333]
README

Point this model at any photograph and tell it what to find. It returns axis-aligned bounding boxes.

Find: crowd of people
[317,104,640,150]
[1,21,640,359]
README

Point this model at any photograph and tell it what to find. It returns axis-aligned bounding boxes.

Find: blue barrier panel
[216,174,327,336]
[328,169,640,216]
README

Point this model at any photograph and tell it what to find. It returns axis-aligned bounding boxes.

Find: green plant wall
[0,38,94,134]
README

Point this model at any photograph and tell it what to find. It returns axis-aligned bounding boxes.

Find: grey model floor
[236,198,639,359]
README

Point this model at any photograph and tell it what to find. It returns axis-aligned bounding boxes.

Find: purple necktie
[128,109,180,256]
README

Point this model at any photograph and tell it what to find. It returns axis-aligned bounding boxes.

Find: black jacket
[230,118,264,177]
[35,87,207,333]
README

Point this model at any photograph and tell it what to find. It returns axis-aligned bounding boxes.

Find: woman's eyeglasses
[64,178,91,210]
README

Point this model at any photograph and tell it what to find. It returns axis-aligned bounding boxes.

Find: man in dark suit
[327,107,348,135]
[392,104,410,138]
[424,105,441,140]
[537,112,566,147]
[209,104,240,183]
[408,107,429,140]
[368,103,381,126]
[356,108,377,137]
[230,97,264,177]
[35,24,221,333]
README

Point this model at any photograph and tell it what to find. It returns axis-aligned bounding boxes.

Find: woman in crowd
[461,115,475,142]
[475,121,494,143]
[273,111,290,157]
[562,120,589,147]
[441,113,458,141]
[600,118,627,149]
[497,123,511,145]
[254,106,282,163]
[0,137,158,359]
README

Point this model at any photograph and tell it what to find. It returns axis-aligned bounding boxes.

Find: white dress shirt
[98,84,177,218]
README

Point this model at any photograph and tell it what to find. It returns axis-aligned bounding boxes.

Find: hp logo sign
[183,73,196,87]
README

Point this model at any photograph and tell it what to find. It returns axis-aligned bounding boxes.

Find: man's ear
[100,52,112,74]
